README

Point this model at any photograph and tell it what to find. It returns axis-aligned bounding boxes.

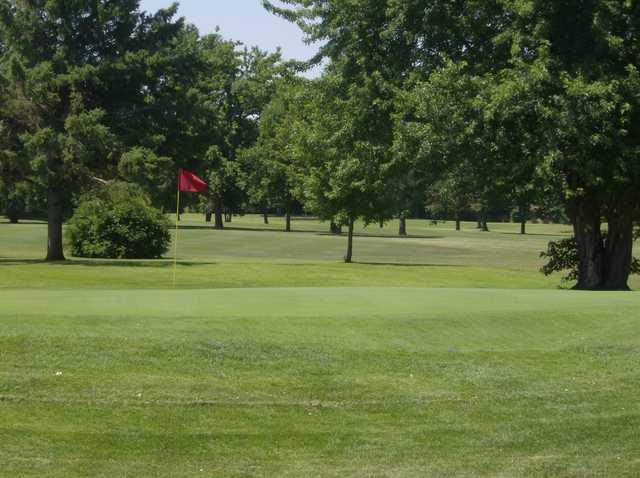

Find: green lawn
[1,215,639,476]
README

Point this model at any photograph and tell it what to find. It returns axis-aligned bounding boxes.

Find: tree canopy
[1,0,638,289]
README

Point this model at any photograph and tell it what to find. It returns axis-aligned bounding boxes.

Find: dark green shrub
[67,182,170,259]
[541,234,640,282]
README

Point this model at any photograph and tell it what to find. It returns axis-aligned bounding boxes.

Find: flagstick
[173,185,180,288]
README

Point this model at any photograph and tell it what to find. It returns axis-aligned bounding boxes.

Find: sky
[139,1,321,75]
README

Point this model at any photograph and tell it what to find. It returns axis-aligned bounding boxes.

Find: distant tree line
[0,0,638,289]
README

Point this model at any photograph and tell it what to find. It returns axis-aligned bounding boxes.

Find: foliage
[239,81,307,217]
[391,0,640,289]
[186,37,294,226]
[0,1,201,258]
[66,182,170,259]
[118,147,174,210]
[541,236,640,283]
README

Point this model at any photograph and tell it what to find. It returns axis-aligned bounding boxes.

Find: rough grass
[1,215,639,477]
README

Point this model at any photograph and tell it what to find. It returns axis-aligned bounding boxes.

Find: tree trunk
[602,208,633,290]
[481,213,489,232]
[571,198,604,290]
[344,217,355,263]
[399,214,407,236]
[379,218,384,228]
[455,212,461,231]
[518,204,528,235]
[46,187,65,261]
[225,211,232,223]
[569,195,634,291]
[263,209,269,225]
[214,202,224,230]
[205,211,212,223]
[285,211,291,232]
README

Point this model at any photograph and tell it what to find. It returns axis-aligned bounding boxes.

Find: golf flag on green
[174,169,208,286]
[178,169,208,193]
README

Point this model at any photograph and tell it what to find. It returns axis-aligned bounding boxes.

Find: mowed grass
[0,214,571,289]
[1,215,640,477]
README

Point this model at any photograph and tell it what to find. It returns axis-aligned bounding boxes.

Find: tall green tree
[289,74,398,262]
[240,81,308,232]
[0,1,195,260]
[394,1,640,290]
[267,2,406,221]
[188,36,291,229]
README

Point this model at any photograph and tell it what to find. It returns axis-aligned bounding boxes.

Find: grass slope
[2,288,639,477]
[1,216,639,476]
[1,214,570,290]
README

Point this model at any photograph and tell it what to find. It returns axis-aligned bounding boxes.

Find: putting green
[2,287,640,476]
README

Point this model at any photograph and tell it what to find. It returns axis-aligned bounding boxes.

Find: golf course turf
[1,215,639,477]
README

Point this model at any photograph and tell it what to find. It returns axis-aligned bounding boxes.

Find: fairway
[3,2,640,476]
[1,216,640,477]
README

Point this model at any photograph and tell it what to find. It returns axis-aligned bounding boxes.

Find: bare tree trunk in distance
[344,217,355,263]
[518,204,528,235]
[481,212,490,232]
[399,214,407,236]
[285,211,291,232]
[214,201,224,230]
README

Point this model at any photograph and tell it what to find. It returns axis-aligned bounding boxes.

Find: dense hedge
[67,182,170,259]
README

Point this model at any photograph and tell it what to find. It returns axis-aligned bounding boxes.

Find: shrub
[541,234,640,283]
[67,182,170,259]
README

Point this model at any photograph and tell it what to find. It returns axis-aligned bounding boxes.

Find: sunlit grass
[1,215,639,476]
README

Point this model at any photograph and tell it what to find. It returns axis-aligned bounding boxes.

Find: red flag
[178,169,208,193]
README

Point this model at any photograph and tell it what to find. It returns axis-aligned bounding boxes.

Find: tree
[240,81,307,232]
[290,74,398,262]
[0,87,32,223]
[393,0,640,290]
[265,1,406,261]
[186,35,291,229]
[118,147,174,209]
[490,4,640,289]
[0,1,195,260]
[426,167,475,231]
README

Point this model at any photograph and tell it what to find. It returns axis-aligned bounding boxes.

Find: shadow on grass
[177,224,328,234]
[178,224,443,240]
[0,258,213,268]
[0,220,47,226]
[496,230,572,238]
[352,261,463,268]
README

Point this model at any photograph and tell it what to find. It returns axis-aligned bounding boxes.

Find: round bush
[67,182,171,259]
